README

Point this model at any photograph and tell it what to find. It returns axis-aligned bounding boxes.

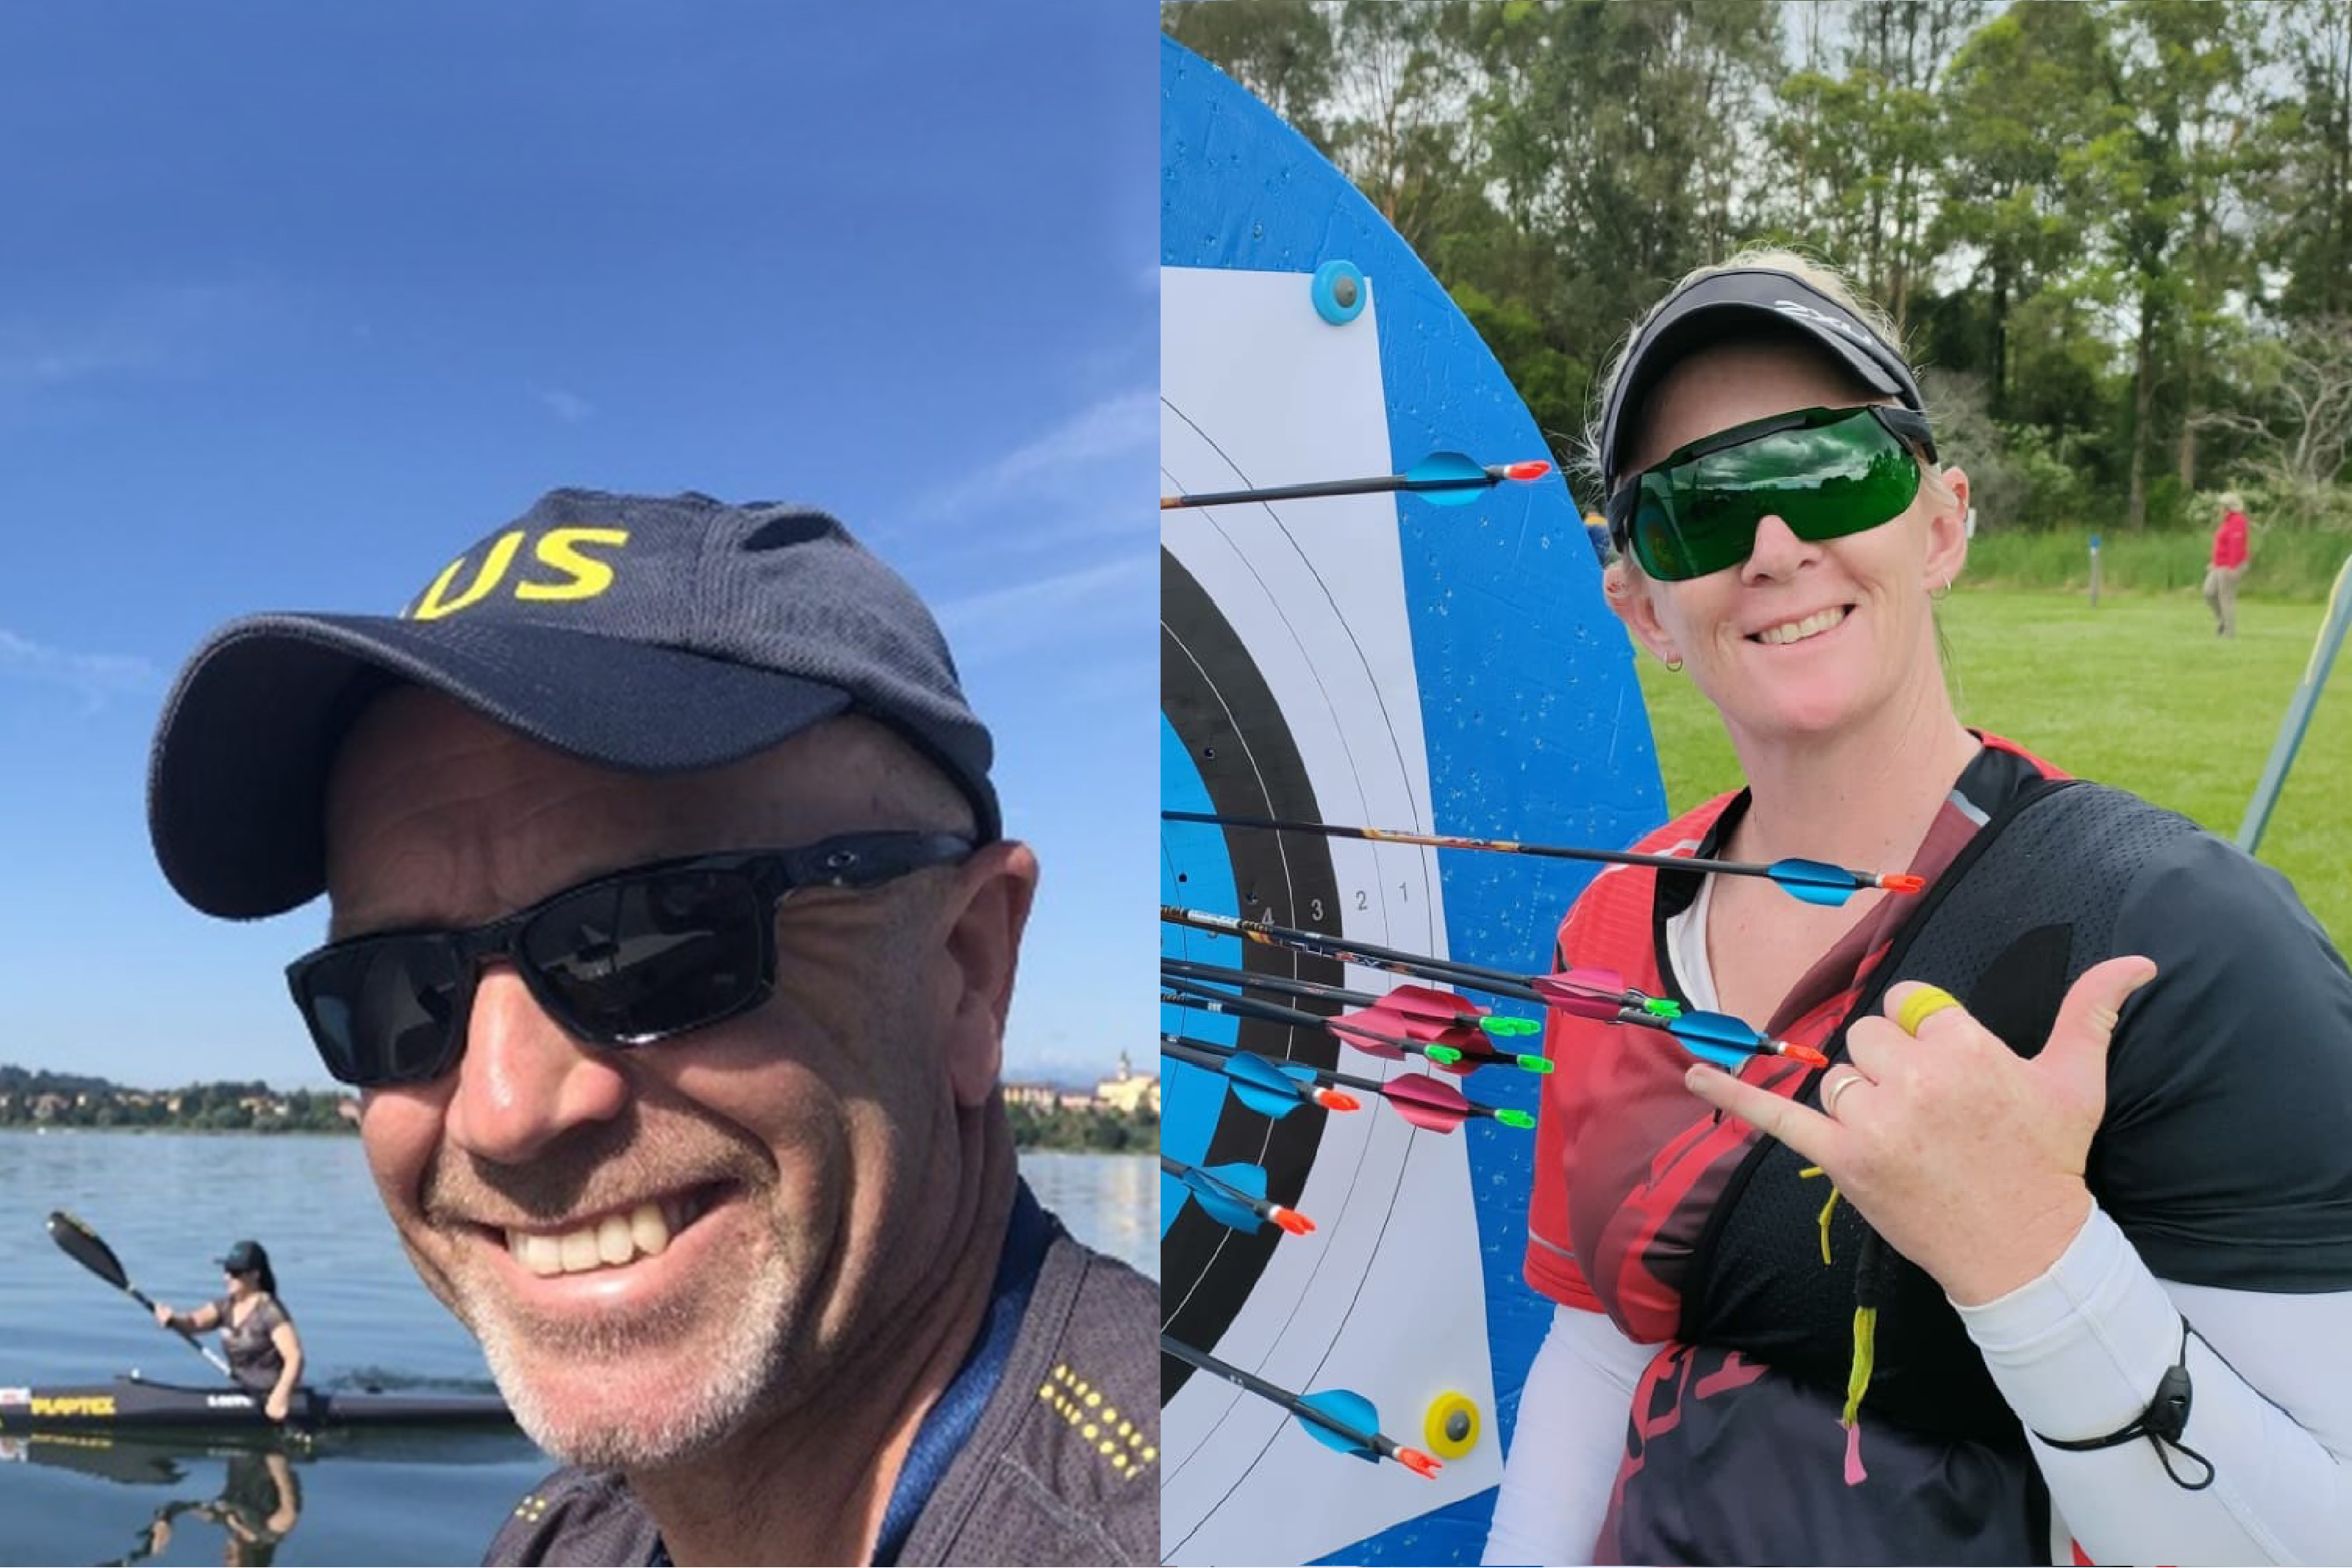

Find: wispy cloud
[918,385,1154,522]
[932,552,1152,665]
[0,328,162,391]
[0,284,268,398]
[534,386,595,423]
[0,629,159,710]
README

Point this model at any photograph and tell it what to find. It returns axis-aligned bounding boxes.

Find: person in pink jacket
[2204,492,2250,636]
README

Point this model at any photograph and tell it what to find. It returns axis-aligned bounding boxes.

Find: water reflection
[112,1448,298,1567]
[1,1425,542,1567]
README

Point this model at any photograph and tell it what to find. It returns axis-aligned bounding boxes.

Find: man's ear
[1604,560,1679,666]
[938,841,1039,1109]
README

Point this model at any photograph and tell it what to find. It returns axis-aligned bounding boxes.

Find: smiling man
[146,490,1158,1566]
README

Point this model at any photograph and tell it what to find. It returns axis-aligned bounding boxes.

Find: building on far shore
[1094,1052,1160,1115]
[1000,1053,1160,1115]
[1004,1081,1097,1111]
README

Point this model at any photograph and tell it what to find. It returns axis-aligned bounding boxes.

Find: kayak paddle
[46,1210,234,1378]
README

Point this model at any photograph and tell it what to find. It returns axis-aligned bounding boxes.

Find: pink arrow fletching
[1372,983,1478,1024]
[1328,1014,1408,1060]
[1532,968,1629,1019]
[1377,1072,1472,1132]
[1364,1007,1458,1045]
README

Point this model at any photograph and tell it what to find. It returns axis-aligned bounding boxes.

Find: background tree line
[1164,0,2352,542]
[0,1064,355,1133]
[1005,1098,1159,1153]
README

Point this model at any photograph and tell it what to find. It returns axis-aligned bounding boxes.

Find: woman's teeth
[507,1198,698,1277]
[1754,606,1848,645]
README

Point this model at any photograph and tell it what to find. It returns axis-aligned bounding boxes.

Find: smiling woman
[1479,251,2352,1568]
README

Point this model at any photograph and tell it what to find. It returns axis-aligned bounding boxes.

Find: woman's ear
[1923,464,1971,591]
[1604,560,1680,666]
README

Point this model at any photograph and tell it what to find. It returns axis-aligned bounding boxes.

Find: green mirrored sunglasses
[1606,404,1937,582]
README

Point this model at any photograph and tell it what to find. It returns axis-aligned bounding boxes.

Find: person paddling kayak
[151,1240,304,1423]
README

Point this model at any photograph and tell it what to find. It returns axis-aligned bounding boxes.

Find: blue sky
[0,3,1155,1090]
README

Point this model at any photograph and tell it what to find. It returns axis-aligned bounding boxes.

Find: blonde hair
[1590,246,1954,573]
[1583,247,1914,495]
[2219,492,2245,514]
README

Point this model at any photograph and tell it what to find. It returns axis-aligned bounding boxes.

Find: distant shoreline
[0,1123,1158,1154]
[1,1065,1160,1151]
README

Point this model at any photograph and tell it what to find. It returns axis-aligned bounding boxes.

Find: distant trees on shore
[0,1065,354,1134]
[1,1063,1163,1149]
[1007,1098,1159,1153]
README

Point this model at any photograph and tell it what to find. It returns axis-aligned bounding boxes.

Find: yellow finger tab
[1896,985,1962,1037]
[1424,1389,1481,1460]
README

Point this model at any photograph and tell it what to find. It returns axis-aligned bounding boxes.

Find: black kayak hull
[0,1376,514,1431]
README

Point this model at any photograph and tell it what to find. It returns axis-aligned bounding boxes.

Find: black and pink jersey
[1523,736,2352,1564]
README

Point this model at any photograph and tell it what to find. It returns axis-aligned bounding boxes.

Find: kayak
[0,1375,514,1432]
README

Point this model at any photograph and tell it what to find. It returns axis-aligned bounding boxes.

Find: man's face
[322,690,1030,1468]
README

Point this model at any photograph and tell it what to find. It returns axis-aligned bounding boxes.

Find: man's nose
[442,967,629,1165]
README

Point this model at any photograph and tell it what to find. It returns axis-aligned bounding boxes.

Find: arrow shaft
[1162,957,1383,1013]
[1164,1033,1417,1100]
[1166,810,1912,899]
[1160,1034,1311,1096]
[1161,471,1480,510]
[1161,980,1425,1056]
[1162,1154,1282,1226]
[1159,1334,1385,1453]
[1164,905,1544,1001]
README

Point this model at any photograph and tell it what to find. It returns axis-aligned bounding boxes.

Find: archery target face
[1159,34,1665,1566]
[1161,264,1501,1564]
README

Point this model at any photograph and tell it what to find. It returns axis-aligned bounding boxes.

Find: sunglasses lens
[1633,411,1921,580]
[295,941,467,1086]
[520,869,770,1044]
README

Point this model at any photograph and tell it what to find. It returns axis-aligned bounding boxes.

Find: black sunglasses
[287,830,975,1088]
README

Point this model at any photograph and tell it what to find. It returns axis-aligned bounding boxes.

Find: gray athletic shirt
[208,1295,292,1395]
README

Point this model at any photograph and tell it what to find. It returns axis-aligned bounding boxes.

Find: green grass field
[1627,589,2352,948]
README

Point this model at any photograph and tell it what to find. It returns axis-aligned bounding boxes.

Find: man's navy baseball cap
[148,489,999,920]
[1597,265,1929,499]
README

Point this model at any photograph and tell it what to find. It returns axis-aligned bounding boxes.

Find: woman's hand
[265,1386,291,1423]
[151,1303,174,1328]
[1682,955,2156,1305]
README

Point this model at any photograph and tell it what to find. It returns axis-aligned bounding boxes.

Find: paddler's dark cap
[216,1240,268,1275]
[148,489,1000,919]
[1599,266,1928,495]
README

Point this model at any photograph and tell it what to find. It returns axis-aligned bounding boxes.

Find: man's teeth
[1755,606,1848,644]
[508,1199,693,1278]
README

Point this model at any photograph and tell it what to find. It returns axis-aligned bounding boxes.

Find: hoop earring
[1932,575,1952,601]
[1664,655,1684,673]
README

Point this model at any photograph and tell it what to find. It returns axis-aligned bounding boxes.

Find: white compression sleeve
[1956,1204,2352,1565]
[1482,1304,1655,1567]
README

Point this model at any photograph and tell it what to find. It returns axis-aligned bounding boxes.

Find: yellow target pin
[1424,1389,1481,1460]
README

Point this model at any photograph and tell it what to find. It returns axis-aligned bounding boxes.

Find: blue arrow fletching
[1668,1008,1765,1069]
[1770,857,1862,907]
[1198,1161,1269,1201]
[1403,451,1488,506]
[1221,1051,1306,1119]
[1294,1387,1382,1459]
[1180,1161,1279,1234]
[1185,1182,1266,1234]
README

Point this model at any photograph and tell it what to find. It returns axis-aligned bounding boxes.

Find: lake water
[0,1132,1154,1566]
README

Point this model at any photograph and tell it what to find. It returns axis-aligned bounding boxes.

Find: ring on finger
[1821,1070,1868,1119]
